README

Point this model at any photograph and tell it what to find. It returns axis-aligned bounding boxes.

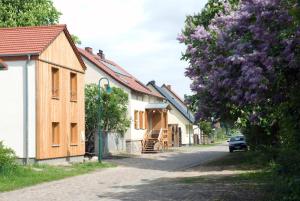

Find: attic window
[117,74,129,84]
[100,61,131,78]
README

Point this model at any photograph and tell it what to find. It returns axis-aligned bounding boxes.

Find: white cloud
[53,0,207,98]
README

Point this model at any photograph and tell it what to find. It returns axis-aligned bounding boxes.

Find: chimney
[97,50,105,60]
[85,47,93,54]
[166,85,171,90]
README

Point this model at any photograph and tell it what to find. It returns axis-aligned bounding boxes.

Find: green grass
[0,162,116,192]
[204,151,271,170]
[180,170,272,184]
[178,151,274,200]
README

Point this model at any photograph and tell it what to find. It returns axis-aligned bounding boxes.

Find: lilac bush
[179,0,300,124]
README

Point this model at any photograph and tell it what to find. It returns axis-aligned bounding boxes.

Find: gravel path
[0,144,229,201]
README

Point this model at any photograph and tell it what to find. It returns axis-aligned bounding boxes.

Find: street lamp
[98,77,112,163]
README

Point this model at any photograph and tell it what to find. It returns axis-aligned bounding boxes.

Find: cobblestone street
[0,144,229,201]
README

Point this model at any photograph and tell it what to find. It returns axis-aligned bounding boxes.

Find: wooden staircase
[142,137,159,153]
[142,130,159,153]
[142,129,168,154]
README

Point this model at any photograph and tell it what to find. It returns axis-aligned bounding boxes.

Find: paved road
[0,144,228,201]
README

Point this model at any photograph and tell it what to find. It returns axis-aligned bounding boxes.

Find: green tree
[71,34,82,45]
[85,84,130,153]
[0,0,82,45]
[0,0,61,27]
[199,120,213,138]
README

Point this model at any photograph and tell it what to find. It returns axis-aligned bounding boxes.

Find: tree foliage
[179,3,300,197]
[0,0,61,27]
[0,0,82,44]
[179,0,300,145]
[199,120,213,137]
[0,141,17,175]
[85,84,130,153]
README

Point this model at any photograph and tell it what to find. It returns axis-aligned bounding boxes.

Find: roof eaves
[62,28,87,71]
[0,53,39,57]
[37,25,86,71]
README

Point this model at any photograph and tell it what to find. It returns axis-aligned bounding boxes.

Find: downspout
[24,54,31,165]
[187,108,191,146]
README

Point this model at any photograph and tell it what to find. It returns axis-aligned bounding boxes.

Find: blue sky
[53,0,207,98]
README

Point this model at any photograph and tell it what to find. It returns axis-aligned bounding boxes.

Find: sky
[53,0,207,99]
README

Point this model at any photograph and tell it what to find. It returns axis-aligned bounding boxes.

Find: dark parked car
[228,136,247,152]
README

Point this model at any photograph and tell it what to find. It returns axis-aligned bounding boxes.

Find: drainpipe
[24,55,31,165]
[187,108,191,146]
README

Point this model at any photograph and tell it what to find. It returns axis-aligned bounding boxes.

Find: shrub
[0,141,17,175]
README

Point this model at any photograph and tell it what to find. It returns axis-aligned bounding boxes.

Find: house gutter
[24,54,31,165]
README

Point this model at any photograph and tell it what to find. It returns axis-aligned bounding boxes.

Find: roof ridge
[0,24,66,30]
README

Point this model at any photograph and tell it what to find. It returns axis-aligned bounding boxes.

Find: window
[134,110,139,129]
[52,122,60,146]
[139,111,144,129]
[70,123,78,145]
[51,67,59,98]
[70,72,77,101]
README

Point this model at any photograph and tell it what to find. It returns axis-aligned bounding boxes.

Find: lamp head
[105,84,112,94]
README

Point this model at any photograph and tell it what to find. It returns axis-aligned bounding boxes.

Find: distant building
[147,81,201,145]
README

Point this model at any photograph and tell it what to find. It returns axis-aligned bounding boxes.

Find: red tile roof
[0,25,86,70]
[78,48,163,98]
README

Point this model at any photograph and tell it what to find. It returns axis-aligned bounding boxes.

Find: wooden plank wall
[36,32,85,160]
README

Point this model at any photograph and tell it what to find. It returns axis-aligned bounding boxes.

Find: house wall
[83,57,163,153]
[36,32,85,160]
[0,60,36,158]
[83,57,132,143]
[168,104,194,145]
[147,84,194,145]
[129,93,161,140]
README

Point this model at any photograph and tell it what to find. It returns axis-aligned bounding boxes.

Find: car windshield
[230,136,244,142]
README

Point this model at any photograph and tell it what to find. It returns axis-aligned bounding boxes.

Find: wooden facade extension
[142,108,169,153]
[36,32,85,160]
[168,124,182,147]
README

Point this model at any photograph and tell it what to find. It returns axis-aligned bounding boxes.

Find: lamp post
[98,77,112,163]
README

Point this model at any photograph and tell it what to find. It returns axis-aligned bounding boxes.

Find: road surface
[0,144,229,201]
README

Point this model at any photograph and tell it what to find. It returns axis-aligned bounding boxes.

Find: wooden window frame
[51,67,59,99]
[70,72,77,102]
[134,110,139,129]
[70,123,78,146]
[139,111,144,129]
[52,122,60,146]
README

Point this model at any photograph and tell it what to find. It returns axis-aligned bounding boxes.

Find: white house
[147,81,200,145]
[78,47,169,154]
